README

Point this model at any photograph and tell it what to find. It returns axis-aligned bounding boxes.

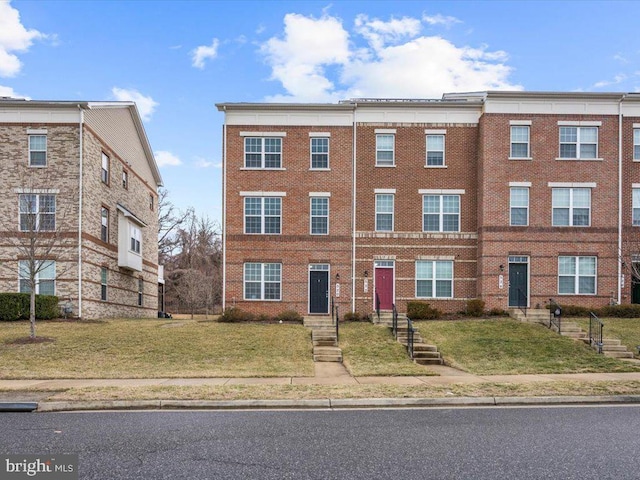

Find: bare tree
[158,187,192,263]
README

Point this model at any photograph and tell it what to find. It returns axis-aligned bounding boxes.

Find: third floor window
[244,137,282,169]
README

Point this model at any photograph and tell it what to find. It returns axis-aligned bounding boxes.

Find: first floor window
[101,207,109,242]
[552,188,591,226]
[634,189,640,226]
[244,197,282,234]
[416,260,453,298]
[423,195,460,232]
[19,260,56,295]
[375,194,394,231]
[244,263,281,300]
[19,193,56,232]
[29,135,47,166]
[130,225,141,254]
[101,267,108,301]
[558,256,596,295]
[310,197,329,235]
[510,187,529,226]
[138,277,143,306]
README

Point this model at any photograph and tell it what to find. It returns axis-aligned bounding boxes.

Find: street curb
[33,395,640,412]
[0,402,38,412]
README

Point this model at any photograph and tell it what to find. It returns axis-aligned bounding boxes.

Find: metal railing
[392,303,398,339]
[517,288,528,317]
[331,297,339,342]
[549,298,561,334]
[375,291,381,323]
[589,312,604,354]
[407,318,415,360]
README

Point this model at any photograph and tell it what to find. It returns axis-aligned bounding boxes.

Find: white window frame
[244,197,282,235]
[415,260,453,299]
[130,224,141,254]
[423,195,460,232]
[19,193,56,232]
[559,126,598,159]
[375,194,394,232]
[510,187,529,226]
[634,188,640,226]
[426,134,445,167]
[558,256,597,295]
[19,260,56,295]
[510,125,530,159]
[28,134,47,167]
[552,187,591,227]
[101,267,108,302]
[310,197,329,235]
[376,134,395,166]
[310,137,329,170]
[101,206,109,242]
[101,152,110,184]
[122,170,129,189]
[138,277,144,306]
[244,137,282,169]
[243,262,282,301]
[634,128,640,161]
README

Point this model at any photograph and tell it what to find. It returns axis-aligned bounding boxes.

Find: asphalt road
[1,406,639,479]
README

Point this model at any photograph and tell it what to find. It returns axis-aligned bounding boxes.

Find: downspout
[618,95,625,304]
[351,103,357,312]
[77,106,84,318]
[221,107,227,310]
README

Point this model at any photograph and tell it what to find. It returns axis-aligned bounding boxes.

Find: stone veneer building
[218,91,640,317]
[0,99,162,319]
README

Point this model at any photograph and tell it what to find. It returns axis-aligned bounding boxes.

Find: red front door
[375,267,394,310]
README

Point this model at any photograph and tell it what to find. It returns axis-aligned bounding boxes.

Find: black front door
[508,263,528,307]
[633,276,640,304]
[309,271,329,314]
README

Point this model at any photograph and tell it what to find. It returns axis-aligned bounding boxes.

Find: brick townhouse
[217,91,640,317]
[0,99,162,319]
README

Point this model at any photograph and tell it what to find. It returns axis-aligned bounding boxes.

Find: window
[558,256,596,295]
[416,260,453,298]
[426,135,445,166]
[310,138,329,169]
[122,170,129,189]
[101,267,108,301]
[559,127,598,159]
[130,225,141,254]
[244,197,281,234]
[149,194,154,211]
[423,195,460,232]
[101,207,109,242]
[19,260,55,295]
[552,188,591,226]
[376,134,394,166]
[375,194,394,231]
[310,197,329,235]
[510,187,529,226]
[29,135,47,167]
[244,137,282,169]
[101,152,110,184]
[510,126,530,158]
[634,129,640,161]
[19,194,55,232]
[244,263,281,300]
[634,189,640,226]
[138,277,143,306]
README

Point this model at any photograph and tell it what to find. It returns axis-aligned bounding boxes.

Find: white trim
[557,120,602,126]
[239,191,287,197]
[240,167,287,171]
[418,189,465,194]
[634,123,640,129]
[416,255,455,260]
[309,192,331,197]
[374,188,396,194]
[375,128,396,134]
[547,182,596,188]
[309,132,331,137]
[116,204,148,227]
[27,128,47,134]
[509,157,533,161]
[424,129,447,134]
[14,188,60,194]
[239,131,287,137]
[633,183,640,189]
[509,182,532,187]
[555,157,603,162]
[509,120,532,126]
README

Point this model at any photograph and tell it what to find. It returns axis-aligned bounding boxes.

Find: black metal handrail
[375,291,381,323]
[589,312,604,354]
[392,303,398,339]
[517,287,528,317]
[407,317,415,360]
[549,298,561,334]
[331,297,339,342]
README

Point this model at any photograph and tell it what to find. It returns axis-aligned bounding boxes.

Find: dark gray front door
[309,271,329,314]
[508,263,528,307]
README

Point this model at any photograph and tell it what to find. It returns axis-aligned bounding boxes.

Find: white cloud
[155,151,183,167]
[191,39,219,69]
[422,13,462,28]
[260,12,520,102]
[592,73,627,89]
[194,156,220,168]
[111,87,158,121]
[0,84,27,98]
[0,0,46,77]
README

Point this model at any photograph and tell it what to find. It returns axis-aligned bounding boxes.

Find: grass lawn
[415,318,640,375]
[574,317,640,358]
[339,323,433,376]
[0,319,314,379]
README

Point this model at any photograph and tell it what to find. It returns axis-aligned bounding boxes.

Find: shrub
[407,301,442,320]
[466,299,485,317]
[218,307,255,323]
[36,295,60,320]
[488,308,509,317]
[598,304,640,318]
[546,304,591,317]
[256,313,273,322]
[343,311,369,322]
[0,293,59,321]
[275,310,303,323]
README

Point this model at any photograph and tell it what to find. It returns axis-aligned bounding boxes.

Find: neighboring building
[0,99,162,319]
[217,91,640,317]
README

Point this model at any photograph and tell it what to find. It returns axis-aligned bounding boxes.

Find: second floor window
[29,135,47,167]
[244,197,281,234]
[559,126,598,159]
[310,197,329,235]
[101,152,110,184]
[101,207,109,242]
[423,195,460,232]
[375,194,394,231]
[376,134,395,166]
[19,194,55,232]
[552,188,590,226]
[510,187,529,226]
[244,137,282,169]
[310,138,329,169]
[130,225,141,254]
[122,170,129,189]
[634,188,640,226]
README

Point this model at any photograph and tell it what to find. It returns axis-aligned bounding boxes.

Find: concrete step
[601,338,622,346]
[413,344,439,352]
[313,354,343,362]
[604,351,635,359]
[413,350,442,359]
[414,357,444,365]
[561,332,588,340]
[313,346,342,362]
[313,339,337,347]
[600,345,630,352]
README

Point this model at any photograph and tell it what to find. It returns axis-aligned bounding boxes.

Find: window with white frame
[101,152,110,184]
[376,134,395,166]
[138,277,144,306]
[28,135,47,167]
[634,129,640,161]
[122,170,129,189]
[375,194,394,231]
[510,126,530,158]
[423,195,460,232]
[101,267,108,301]
[130,224,141,254]
[19,260,55,295]
[244,197,281,234]
[19,194,56,232]
[244,137,282,169]
[633,188,640,226]
[510,187,529,226]
[310,138,329,169]
[426,135,445,166]
[552,188,591,226]
[101,207,109,242]
[558,256,596,295]
[244,263,282,300]
[559,126,598,159]
[416,260,453,298]
[310,197,329,235]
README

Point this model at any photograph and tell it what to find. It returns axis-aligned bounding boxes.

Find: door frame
[308,264,330,314]
[373,260,395,311]
[508,256,530,308]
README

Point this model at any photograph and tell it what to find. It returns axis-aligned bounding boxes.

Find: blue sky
[3,0,640,225]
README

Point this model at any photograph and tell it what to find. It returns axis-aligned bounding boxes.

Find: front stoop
[509,308,549,324]
[304,316,343,363]
[376,312,444,366]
